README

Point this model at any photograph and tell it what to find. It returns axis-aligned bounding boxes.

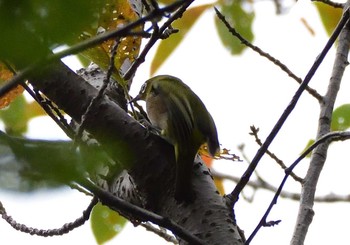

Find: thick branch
[27,61,243,244]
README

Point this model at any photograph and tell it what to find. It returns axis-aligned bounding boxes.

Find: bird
[132,75,220,202]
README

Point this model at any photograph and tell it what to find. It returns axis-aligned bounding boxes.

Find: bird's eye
[140,83,147,94]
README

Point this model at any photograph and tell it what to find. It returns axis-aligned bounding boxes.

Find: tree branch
[79,179,206,245]
[214,169,350,202]
[291,6,350,245]
[0,197,97,236]
[247,131,350,244]
[224,5,349,209]
[249,125,303,183]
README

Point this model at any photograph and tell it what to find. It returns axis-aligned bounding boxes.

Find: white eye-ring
[140,83,147,94]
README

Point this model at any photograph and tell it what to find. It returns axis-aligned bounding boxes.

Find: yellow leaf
[91,203,127,244]
[150,4,212,75]
[0,62,24,109]
[79,0,143,84]
[314,2,342,36]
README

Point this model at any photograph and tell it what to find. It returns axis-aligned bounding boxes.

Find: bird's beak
[129,94,141,103]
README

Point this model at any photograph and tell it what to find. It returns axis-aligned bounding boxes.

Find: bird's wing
[165,92,194,147]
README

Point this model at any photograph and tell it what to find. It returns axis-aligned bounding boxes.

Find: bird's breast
[146,96,169,131]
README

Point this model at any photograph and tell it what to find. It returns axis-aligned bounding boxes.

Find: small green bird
[133,75,220,201]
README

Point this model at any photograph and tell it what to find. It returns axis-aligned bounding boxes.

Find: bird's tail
[174,146,197,202]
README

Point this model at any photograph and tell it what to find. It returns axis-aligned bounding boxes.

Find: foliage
[78,0,143,83]
[331,104,350,131]
[214,0,255,54]
[150,3,212,74]
[0,132,114,191]
[0,95,45,136]
[0,0,104,66]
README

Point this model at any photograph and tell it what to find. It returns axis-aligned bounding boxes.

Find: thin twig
[76,39,121,142]
[141,222,179,244]
[216,169,350,202]
[123,0,193,81]
[249,126,303,183]
[214,7,323,102]
[245,131,350,244]
[28,86,75,139]
[0,197,98,236]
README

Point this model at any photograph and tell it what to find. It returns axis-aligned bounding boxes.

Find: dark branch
[79,178,206,245]
[123,1,192,81]
[0,197,97,236]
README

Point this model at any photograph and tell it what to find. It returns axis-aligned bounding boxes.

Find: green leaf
[0,131,118,191]
[0,0,103,66]
[314,2,342,37]
[0,95,46,136]
[331,104,350,131]
[91,202,127,244]
[214,0,255,54]
[150,4,212,75]
[302,139,315,158]
[0,132,76,190]
[0,95,28,136]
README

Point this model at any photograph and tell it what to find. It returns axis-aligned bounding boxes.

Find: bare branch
[291,6,350,244]
[141,222,178,244]
[123,1,191,81]
[214,170,350,202]
[249,126,303,183]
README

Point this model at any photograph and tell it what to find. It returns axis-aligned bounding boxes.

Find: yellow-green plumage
[134,75,219,201]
